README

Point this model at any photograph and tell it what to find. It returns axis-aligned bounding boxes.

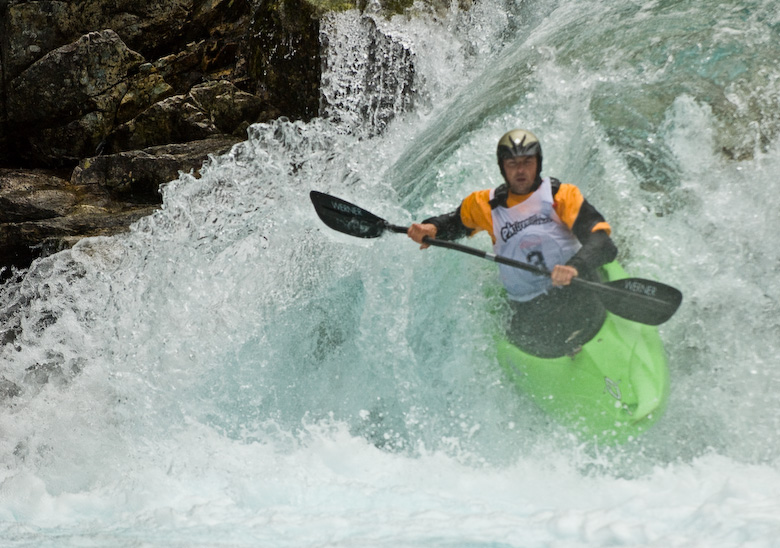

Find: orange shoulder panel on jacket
[459,189,495,240]
[555,183,611,234]
[553,183,584,229]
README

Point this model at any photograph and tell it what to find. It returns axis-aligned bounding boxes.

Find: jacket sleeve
[422,205,473,241]
[566,228,618,274]
[565,199,618,273]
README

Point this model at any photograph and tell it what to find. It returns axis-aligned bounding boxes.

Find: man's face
[503,155,538,195]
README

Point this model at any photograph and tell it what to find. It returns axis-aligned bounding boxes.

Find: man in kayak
[407,129,618,358]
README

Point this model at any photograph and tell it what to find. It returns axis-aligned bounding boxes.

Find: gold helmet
[496,129,543,178]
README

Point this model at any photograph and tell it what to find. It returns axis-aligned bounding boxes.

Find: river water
[1,0,780,546]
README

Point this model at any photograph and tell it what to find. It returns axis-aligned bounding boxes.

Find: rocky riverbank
[1,0,453,279]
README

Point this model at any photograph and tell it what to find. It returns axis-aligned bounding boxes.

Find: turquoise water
[1,1,780,546]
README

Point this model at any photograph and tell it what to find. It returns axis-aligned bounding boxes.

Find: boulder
[0,167,152,278]
[0,136,238,276]
[0,0,256,167]
[105,81,269,153]
[73,136,240,203]
[0,170,82,224]
[7,30,171,164]
[2,1,181,78]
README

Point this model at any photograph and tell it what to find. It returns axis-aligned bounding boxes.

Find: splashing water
[2,1,780,546]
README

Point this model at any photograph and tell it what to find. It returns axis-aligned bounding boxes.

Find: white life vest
[490,177,581,302]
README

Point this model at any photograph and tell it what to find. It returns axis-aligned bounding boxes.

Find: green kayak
[497,261,670,444]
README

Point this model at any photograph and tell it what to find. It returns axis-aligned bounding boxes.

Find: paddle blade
[310,191,388,238]
[597,277,683,325]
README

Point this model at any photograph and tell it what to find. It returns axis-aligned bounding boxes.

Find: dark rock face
[8,29,152,164]
[0,135,239,279]
[0,167,156,279]
[1,0,262,168]
[73,136,241,203]
[0,0,427,276]
[0,0,288,276]
[104,80,268,153]
[245,0,323,121]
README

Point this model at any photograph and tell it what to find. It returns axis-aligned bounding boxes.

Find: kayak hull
[496,262,670,444]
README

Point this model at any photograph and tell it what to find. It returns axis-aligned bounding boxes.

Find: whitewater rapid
[2,0,780,546]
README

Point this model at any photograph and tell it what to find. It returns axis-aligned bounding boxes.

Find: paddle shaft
[309,192,682,324]
[385,223,674,310]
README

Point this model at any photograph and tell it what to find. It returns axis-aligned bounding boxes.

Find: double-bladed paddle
[310,190,682,326]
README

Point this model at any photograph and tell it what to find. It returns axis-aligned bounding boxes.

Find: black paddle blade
[310,191,388,238]
[596,277,683,326]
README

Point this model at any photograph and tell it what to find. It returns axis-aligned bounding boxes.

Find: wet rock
[116,64,177,125]
[6,29,163,164]
[0,168,155,277]
[73,136,240,203]
[188,80,270,135]
[8,30,143,124]
[0,1,257,167]
[0,135,239,274]
[0,170,82,224]
[0,0,449,275]
[105,81,268,153]
[106,95,219,153]
[245,0,325,120]
[1,0,195,79]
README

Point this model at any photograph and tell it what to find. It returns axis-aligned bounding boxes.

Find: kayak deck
[496,262,670,444]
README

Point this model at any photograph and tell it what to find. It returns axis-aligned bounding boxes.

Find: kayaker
[407,129,618,358]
